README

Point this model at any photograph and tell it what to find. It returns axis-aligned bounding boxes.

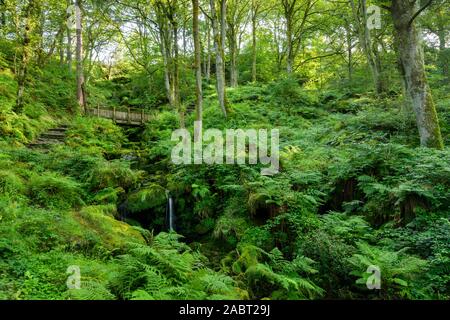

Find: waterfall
[166,190,175,232]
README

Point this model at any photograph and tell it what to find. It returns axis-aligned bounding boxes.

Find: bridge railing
[86,106,151,125]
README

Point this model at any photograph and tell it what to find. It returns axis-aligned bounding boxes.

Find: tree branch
[294,51,342,71]
[409,0,433,26]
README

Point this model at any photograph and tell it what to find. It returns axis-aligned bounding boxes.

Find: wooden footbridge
[86,106,151,126]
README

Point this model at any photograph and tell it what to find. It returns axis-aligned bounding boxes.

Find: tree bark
[15,0,35,114]
[193,0,203,126]
[220,0,227,65]
[67,0,73,74]
[59,24,65,65]
[228,29,238,87]
[285,6,293,74]
[251,0,258,82]
[171,17,180,109]
[206,21,212,82]
[349,0,386,94]
[436,8,449,83]
[210,0,228,117]
[391,0,443,149]
[75,0,86,112]
[159,21,175,107]
[345,22,353,83]
[0,0,6,32]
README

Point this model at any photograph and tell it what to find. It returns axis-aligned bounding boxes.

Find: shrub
[230,244,323,300]
[268,78,315,107]
[28,173,84,209]
[348,242,428,299]
[85,160,143,192]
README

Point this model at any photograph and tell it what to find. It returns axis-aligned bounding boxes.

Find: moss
[423,90,444,149]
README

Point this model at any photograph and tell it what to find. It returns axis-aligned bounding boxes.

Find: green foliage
[84,159,142,192]
[348,242,428,299]
[1,16,449,302]
[268,78,315,108]
[230,244,323,300]
[110,233,246,300]
[28,172,84,209]
[66,117,126,156]
[126,183,167,213]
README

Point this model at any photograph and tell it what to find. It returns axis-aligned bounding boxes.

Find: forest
[0,0,449,301]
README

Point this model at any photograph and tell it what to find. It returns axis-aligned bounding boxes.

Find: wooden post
[141,109,144,125]
[113,107,116,122]
[97,104,100,118]
[128,107,131,124]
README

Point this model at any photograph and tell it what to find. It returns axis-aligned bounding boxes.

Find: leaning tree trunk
[391,0,443,149]
[75,0,86,112]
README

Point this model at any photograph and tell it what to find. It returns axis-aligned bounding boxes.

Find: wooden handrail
[85,106,151,126]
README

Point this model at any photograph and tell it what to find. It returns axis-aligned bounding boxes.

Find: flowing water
[166,191,175,232]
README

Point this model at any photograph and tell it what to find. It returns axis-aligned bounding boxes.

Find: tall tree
[15,0,38,113]
[250,0,262,82]
[75,0,86,112]
[193,0,203,124]
[67,0,73,73]
[349,0,386,94]
[281,0,317,75]
[227,0,249,87]
[210,0,228,117]
[422,0,449,83]
[390,0,443,149]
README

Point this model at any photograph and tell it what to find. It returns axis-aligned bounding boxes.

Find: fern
[348,242,428,299]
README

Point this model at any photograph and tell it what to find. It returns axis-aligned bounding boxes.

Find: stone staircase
[28,125,69,149]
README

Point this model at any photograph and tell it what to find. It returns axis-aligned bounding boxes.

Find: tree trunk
[251,0,258,82]
[286,12,293,74]
[220,0,227,63]
[67,0,73,74]
[391,0,443,149]
[193,0,203,126]
[172,19,180,109]
[59,20,65,65]
[204,20,211,82]
[75,0,86,112]
[349,0,386,94]
[345,23,353,83]
[0,0,6,31]
[436,9,449,83]
[15,1,34,114]
[159,24,175,107]
[210,0,228,117]
[168,3,183,127]
[229,30,238,87]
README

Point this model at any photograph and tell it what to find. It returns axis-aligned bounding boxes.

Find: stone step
[27,125,70,149]
[31,138,64,144]
[40,132,66,140]
[48,127,68,133]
